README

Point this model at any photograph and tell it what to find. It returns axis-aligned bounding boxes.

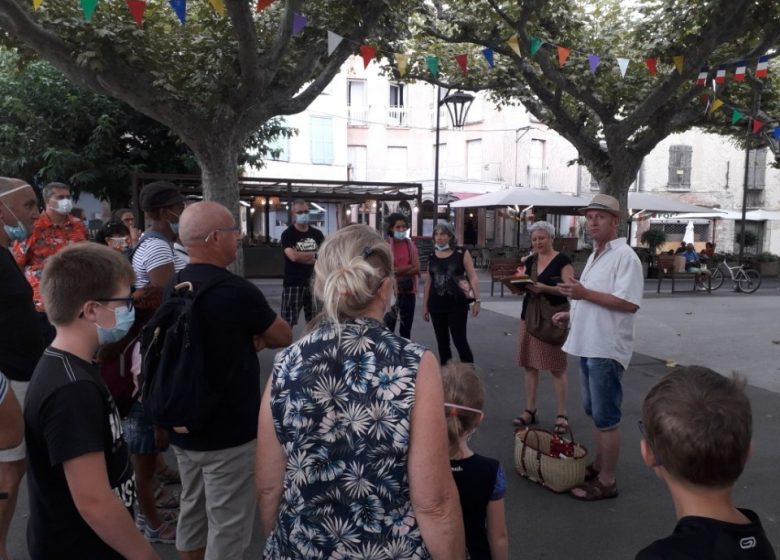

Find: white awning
[450,187,588,209]
[627,193,715,214]
[746,209,780,221]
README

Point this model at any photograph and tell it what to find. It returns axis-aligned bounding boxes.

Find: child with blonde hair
[443,363,508,560]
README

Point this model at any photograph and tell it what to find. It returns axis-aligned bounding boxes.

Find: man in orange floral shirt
[12,182,88,311]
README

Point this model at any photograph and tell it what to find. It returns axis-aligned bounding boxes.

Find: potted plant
[640,228,667,278]
[756,252,779,277]
[735,230,758,250]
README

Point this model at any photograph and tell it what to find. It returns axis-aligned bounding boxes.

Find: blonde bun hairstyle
[312,224,393,325]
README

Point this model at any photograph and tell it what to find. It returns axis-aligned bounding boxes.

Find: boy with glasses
[24,243,158,559]
[637,366,775,559]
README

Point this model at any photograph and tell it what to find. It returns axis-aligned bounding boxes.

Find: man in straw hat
[553,194,644,501]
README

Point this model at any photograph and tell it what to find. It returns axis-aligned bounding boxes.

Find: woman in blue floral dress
[257,224,464,560]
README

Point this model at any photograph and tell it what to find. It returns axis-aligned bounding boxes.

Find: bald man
[165,201,291,560]
[0,177,46,559]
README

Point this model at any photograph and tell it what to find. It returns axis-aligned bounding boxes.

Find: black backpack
[139,272,230,434]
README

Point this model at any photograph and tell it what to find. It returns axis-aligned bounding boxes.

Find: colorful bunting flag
[587,54,601,74]
[256,0,273,10]
[715,65,726,85]
[616,58,629,77]
[752,119,764,134]
[396,54,408,77]
[530,36,543,56]
[426,55,439,78]
[696,67,708,87]
[734,60,746,81]
[127,0,145,26]
[731,110,743,124]
[291,12,307,35]
[327,31,343,56]
[169,0,185,24]
[482,48,494,69]
[558,47,571,67]
[774,127,780,140]
[644,57,657,76]
[507,34,521,57]
[209,0,224,16]
[81,0,98,21]
[709,98,723,113]
[360,45,378,69]
[673,55,684,75]
[455,54,468,75]
[756,55,769,78]
[32,0,42,10]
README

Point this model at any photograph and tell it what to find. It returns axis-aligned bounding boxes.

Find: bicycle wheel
[709,268,724,290]
[738,269,761,294]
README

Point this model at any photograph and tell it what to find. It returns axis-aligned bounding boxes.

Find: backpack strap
[129,230,173,261]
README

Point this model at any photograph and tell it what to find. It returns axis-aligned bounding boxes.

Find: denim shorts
[579,357,624,431]
[122,400,157,454]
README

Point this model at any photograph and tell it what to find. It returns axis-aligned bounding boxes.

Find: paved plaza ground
[8,271,780,559]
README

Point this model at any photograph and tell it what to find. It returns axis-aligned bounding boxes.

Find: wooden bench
[490,257,523,297]
[656,254,711,293]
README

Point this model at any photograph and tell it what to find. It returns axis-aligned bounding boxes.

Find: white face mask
[51,198,73,215]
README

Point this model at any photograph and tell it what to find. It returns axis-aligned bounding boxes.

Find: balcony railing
[347,105,370,127]
[387,106,409,127]
[527,167,548,189]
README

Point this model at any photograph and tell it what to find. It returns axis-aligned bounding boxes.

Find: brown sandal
[512,409,538,428]
[553,414,569,435]
[570,477,618,501]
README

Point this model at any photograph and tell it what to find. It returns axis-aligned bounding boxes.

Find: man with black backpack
[146,201,291,560]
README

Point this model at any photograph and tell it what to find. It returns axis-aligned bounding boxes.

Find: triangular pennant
[482,48,494,68]
[774,127,780,140]
[709,99,723,113]
[557,47,571,67]
[644,57,657,76]
[587,54,601,74]
[616,58,629,77]
[426,55,439,78]
[126,0,145,26]
[455,54,468,75]
[169,0,185,24]
[209,0,224,15]
[32,0,42,10]
[752,119,764,134]
[256,0,273,10]
[715,64,726,85]
[696,67,708,87]
[80,0,98,21]
[327,31,343,56]
[292,12,307,35]
[530,36,543,56]
[756,55,769,78]
[673,55,684,75]
[731,110,743,124]
[396,54,408,77]
[507,34,521,56]
[360,45,377,69]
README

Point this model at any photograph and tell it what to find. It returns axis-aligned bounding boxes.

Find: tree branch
[226,0,261,97]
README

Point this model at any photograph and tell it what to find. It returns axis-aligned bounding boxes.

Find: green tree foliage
[0,48,292,206]
[0,0,416,217]
[395,0,780,217]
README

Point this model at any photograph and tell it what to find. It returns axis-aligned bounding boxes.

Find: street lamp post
[433,88,475,228]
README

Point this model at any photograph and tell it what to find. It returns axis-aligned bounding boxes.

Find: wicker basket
[514,427,588,493]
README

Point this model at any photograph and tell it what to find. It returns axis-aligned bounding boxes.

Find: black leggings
[430,306,473,364]
[384,293,416,339]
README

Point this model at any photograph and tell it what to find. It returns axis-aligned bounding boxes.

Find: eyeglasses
[95,297,134,312]
[637,420,662,466]
[204,227,241,242]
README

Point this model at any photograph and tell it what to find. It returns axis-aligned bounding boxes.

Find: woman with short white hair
[513,221,575,434]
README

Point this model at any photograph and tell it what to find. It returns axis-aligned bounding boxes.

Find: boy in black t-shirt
[25,243,158,560]
[636,366,775,560]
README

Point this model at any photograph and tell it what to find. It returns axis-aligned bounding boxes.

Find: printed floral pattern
[265,317,429,560]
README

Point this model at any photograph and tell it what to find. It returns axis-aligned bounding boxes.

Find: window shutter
[668,145,692,189]
[747,148,767,189]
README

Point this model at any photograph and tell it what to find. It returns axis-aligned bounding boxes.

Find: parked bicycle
[709,258,762,293]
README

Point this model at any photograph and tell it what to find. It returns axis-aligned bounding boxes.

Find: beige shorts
[0,380,28,462]
[172,439,257,558]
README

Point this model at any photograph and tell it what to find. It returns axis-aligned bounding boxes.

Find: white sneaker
[144,519,177,544]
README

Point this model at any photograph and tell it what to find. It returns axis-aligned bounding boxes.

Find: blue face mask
[393,231,406,241]
[435,243,450,251]
[295,213,310,226]
[169,222,180,236]
[96,306,135,345]
[0,201,28,242]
